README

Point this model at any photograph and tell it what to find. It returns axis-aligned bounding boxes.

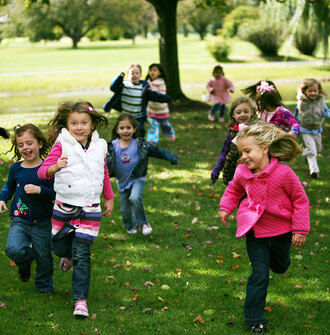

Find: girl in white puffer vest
[38,101,114,318]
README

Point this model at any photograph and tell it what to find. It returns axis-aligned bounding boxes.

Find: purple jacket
[220,157,310,238]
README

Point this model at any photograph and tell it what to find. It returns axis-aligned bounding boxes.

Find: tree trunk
[146,0,186,101]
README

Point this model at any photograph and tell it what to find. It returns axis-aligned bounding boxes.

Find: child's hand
[56,156,68,170]
[24,184,41,194]
[103,198,114,217]
[292,234,306,248]
[219,210,229,226]
[0,200,8,214]
[170,156,178,165]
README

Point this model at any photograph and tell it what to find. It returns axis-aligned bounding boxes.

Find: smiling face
[237,136,270,174]
[117,119,136,144]
[67,112,93,146]
[148,66,161,81]
[233,102,253,125]
[128,66,142,84]
[16,131,42,166]
[305,84,319,100]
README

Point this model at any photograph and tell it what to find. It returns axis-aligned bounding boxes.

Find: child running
[295,78,330,178]
[206,64,235,122]
[211,96,256,185]
[219,123,310,334]
[107,113,178,235]
[38,101,114,317]
[103,64,171,138]
[0,124,55,293]
[243,80,300,136]
[145,63,175,144]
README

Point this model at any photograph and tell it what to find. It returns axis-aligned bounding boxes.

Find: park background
[0,0,329,334]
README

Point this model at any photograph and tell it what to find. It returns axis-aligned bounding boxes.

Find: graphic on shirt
[15,198,28,216]
[121,153,130,164]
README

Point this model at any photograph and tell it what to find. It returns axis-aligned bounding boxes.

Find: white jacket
[54,128,107,207]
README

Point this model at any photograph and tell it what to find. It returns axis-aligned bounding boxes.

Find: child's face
[149,66,161,81]
[233,103,253,125]
[16,131,42,163]
[237,136,269,174]
[117,119,136,142]
[305,84,319,100]
[128,66,141,84]
[214,69,222,79]
[67,112,93,146]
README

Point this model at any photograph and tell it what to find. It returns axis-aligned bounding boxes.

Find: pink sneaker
[142,223,153,235]
[208,113,215,122]
[73,299,89,317]
[218,117,225,123]
[60,258,73,272]
[169,135,176,142]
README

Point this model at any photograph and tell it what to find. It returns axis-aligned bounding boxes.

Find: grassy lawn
[0,37,329,334]
[0,108,329,335]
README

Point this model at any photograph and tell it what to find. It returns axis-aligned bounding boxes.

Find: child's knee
[5,245,25,260]
[129,194,142,204]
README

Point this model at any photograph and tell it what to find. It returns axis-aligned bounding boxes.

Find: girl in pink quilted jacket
[219,123,310,334]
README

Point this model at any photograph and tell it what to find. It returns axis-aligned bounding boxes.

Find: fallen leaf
[206,226,219,231]
[191,217,198,224]
[161,306,168,311]
[142,308,152,313]
[132,294,139,300]
[123,282,130,287]
[205,241,213,244]
[21,307,26,312]
[119,306,126,311]
[9,260,16,267]
[90,313,97,319]
[0,302,7,308]
[294,255,303,260]
[203,309,216,316]
[232,252,241,258]
[264,306,272,312]
[161,285,170,290]
[295,283,303,289]
[144,281,154,287]
[193,314,205,324]
[144,267,152,272]
[185,245,192,251]
[158,296,164,302]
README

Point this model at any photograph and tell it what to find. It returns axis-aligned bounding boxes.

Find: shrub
[207,38,231,61]
[294,29,318,56]
[238,21,285,56]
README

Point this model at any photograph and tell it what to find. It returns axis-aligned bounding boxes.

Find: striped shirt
[121,80,144,118]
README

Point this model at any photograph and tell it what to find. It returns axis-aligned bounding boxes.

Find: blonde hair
[127,64,142,74]
[300,78,327,96]
[227,96,257,128]
[237,123,303,163]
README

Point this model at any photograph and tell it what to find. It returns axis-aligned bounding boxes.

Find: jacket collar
[241,157,279,179]
[59,128,99,145]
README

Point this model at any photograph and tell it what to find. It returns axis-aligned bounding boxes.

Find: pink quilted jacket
[220,157,310,238]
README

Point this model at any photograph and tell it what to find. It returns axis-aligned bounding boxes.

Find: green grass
[0,109,329,335]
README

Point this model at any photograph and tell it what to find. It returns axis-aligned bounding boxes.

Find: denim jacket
[107,138,178,178]
[102,73,171,120]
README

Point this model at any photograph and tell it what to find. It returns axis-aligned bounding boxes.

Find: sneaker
[127,227,137,234]
[60,257,73,272]
[250,324,264,333]
[73,299,89,317]
[18,265,31,282]
[142,223,153,235]
[310,172,319,179]
[208,113,215,121]
[169,134,176,142]
[218,117,225,123]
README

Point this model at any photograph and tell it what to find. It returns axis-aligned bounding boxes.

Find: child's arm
[0,166,17,213]
[323,100,330,118]
[211,132,232,185]
[146,83,171,103]
[281,108,300,136]
[225,78,235,93]
[24,178,56,201]
[102,159,114,217]
[146,142,178,164]
[38,143,65,179]
[110,72,125,93]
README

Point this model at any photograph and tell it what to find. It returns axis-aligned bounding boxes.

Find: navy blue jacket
[102,73,171,120]
[107,138,178,179]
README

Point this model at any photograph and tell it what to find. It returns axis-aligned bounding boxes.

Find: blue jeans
[5,217,54,293]
[52,232,91,300]
[210,103,227,118]
[119,179,148,230]
[244,230,292,325]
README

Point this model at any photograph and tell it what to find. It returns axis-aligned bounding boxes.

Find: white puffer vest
[54,128,107,207]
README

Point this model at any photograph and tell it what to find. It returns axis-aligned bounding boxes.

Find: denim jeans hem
[72,296,88,301]
[245,318,268,325]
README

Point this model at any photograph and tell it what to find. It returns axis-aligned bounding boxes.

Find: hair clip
[15,125,21,130]
[256,81,274,95]
[232,123,249,145]
[88,106,93,113]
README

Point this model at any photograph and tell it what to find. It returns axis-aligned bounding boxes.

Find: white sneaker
[218,117,225,123]
[208,113,215,122]
[127,227,137,234]
[142,223,153,235]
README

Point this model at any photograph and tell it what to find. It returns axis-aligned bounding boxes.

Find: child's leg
[136,117,146,138]
[269,232,292,274]
[129,179,148,227]
[160,118,175,138]
[210,103,220,115]
[301,133,319,175]
[5,218,34,277]
[71,236,91,301]
[119,189,135,231]
[52,232,74,258]
[147,118,160,144]
[244,230,269,325]
[31,221,54,293]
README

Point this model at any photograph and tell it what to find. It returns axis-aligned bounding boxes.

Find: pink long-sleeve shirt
[220,157,310,238]
[207,76,235,104]
[38,142,114,200]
